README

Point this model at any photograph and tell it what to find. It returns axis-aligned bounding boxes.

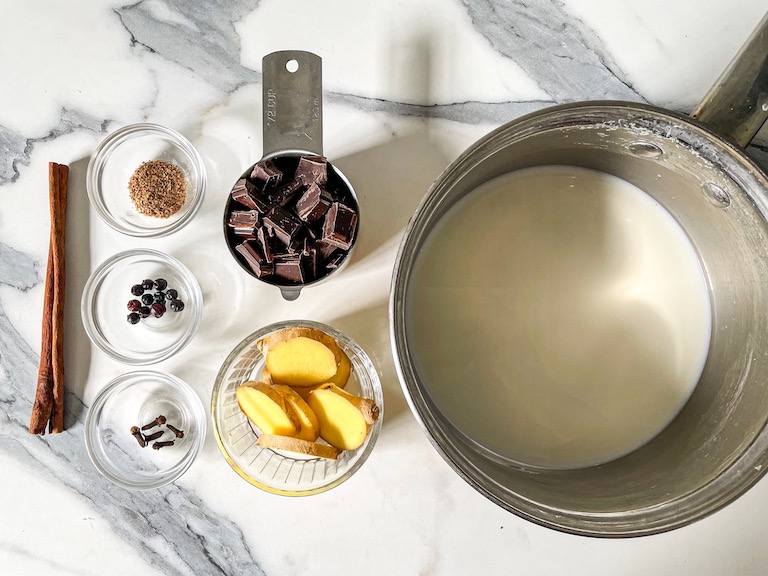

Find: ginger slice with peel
[257,327,352,388]
[257,434,340,460]
[316,383,379,426]
[308,385,373,451]
[263,336,337,388]
[273,384,320,442]
[235,381,300,436]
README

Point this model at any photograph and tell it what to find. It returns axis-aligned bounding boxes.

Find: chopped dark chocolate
[228,210,259,228]
[287,236,304,255]
[326,252,346,270]
[295,183,332,223]
[228,210,259,239]
[256,225,277,263]
[227,155,358,286]
[250,160,283,188]
[322,202,358,250]
[234,230,257,240]
[303,248,319,279]
[295,156,328,186]
[230,178,257,209]
[268,179,304,207]
[231,178,269,212]
[274,255,305,283]
[235,242,274,278]
[264,205,302,246]
[316,240,339,260]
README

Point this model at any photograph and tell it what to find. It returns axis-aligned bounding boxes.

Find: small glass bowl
[84,370,206,490]
[81,249,202,365]
[87,123,206,237]
[212,320,383,495]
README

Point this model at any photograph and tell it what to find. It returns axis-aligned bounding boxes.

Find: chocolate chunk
[231,178,257,209]
[256,225,277,263]
[264,205,302,246]
[235,242,273,278]
[295,156,328,186]
[250,160,283,188]
[303,248,319,279]
[229,210,260,239]
[268,178,304,207]
[231,178,269,212]
[287,236,304,255]
[274,255,305,283]
[295,183,332,223]
[228,210,259,228]
[322,202,358,250]
[316,239,338,260]
[326,252,346,270]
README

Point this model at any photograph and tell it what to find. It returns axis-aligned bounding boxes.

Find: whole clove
[141,415,167,431]
[152,440,175,450]
[143,430,164,442]
[130,426,147,448]
[166,424,185,439]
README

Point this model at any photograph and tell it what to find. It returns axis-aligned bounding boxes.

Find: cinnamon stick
[29,245,55,434]
[50,162,68,433]
[29,162,68,435]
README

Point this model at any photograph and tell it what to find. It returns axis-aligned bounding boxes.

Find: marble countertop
[3,1,768,574]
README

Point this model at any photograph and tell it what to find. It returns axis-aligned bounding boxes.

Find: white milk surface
[406,166,712,469]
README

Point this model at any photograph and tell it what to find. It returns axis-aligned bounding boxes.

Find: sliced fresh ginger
[328,350,351,389]
[235,381,300,436]
[316,383,380,426]
[257,434,340,460]
[308,385,377,450]
[257,327,352,388]
[263,336,337,388]
[273,384,320,441]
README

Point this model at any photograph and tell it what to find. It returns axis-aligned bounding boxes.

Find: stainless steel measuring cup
[224,51,360,301]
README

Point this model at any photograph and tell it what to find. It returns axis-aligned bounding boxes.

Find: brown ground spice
[128,160,187,218]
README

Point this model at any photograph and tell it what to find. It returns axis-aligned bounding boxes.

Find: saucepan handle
[262,51,324,158]
[691,12,768,148]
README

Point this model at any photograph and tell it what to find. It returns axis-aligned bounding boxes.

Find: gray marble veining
[0,111,107,186]
[0,248,261,575]
[461,0,644,103]
[114,0,640,124]
[116,0,262,92]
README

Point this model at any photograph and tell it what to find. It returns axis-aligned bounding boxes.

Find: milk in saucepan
[406,166,711,469]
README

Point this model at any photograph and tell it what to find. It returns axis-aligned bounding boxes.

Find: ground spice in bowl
[129,160,187,218]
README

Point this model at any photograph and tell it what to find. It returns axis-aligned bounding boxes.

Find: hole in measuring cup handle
[285,59,299,73]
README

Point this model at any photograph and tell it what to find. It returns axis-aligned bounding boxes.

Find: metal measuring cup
[224,51,359,301]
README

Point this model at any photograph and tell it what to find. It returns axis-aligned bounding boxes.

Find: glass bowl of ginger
[211,320,383,495]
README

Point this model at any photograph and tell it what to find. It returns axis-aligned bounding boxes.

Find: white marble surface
[2,1,768,574]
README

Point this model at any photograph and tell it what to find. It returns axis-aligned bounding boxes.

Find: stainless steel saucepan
[391,14,768,536]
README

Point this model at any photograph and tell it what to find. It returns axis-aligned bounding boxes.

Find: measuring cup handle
[262,51,324,157]
[691,12,768,148]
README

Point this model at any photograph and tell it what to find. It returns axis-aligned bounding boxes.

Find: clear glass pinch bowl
[211,320,384,495]
[84,370,207,490]
[81,249,203,365]
[86,123,206,237]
